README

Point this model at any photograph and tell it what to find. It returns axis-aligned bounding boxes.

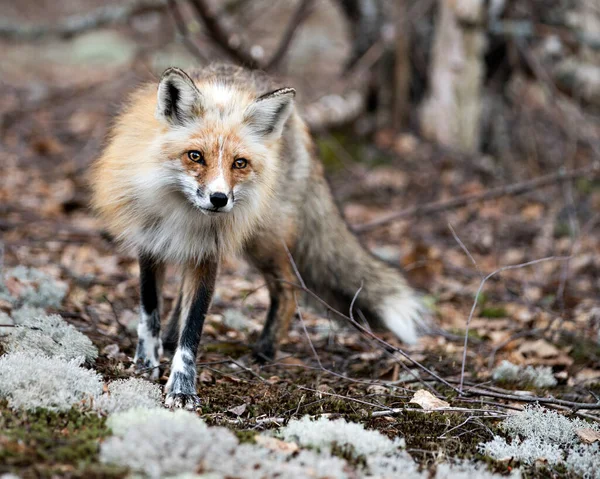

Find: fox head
[152,67,295,216]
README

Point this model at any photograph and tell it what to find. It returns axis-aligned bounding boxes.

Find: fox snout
[194,185,234,214]
[209,192,228,208]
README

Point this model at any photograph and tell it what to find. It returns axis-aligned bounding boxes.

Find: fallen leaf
[102,344,120,359]
[199,370,214,383]
[254,435,298,454]
[409,390,450,411]
[228,403,247,416]
[518,339,560,359]
[576,428,600,444]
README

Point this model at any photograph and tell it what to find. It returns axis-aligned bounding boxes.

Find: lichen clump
[0,351,103,411]
[0,266,67,308]
[3,311,98,362]
[479,406,600,477]
[492,360,557,388]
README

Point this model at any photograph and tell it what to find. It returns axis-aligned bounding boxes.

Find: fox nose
[209,192,228,208]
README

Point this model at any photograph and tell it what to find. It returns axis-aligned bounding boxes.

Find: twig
[104,295,135,348]
[188,0,261,68]
[226,357,267,383]
[279,239,455,394]
[448,223,482,278]
[277,278,461,394]
[265,0,315,71]
[297,385,396,412]
[0,0,172,40]
[371,407,506,418]
[459,256,570,393]
[354,163,600,233]
[167,0,208,62]
[464,387,600,411]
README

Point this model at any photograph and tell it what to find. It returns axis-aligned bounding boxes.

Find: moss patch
[0,400,127,478]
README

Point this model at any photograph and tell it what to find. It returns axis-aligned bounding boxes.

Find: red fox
[92,64,428,408]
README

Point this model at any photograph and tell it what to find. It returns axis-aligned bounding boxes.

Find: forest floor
[1,3,600,477]
[2,84,600,477]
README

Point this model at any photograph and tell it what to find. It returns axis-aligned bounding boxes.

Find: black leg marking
[162,286,183,355]
[165,260,217,409]
[253,291,280,363]
[134,253,164,379]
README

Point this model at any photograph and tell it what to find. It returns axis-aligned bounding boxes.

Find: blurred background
[1,0,600,392]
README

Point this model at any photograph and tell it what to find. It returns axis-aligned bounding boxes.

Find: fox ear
[156,67,202,126]
[244,88,296,139]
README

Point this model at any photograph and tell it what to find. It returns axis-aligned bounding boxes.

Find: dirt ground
[1,1,600,477]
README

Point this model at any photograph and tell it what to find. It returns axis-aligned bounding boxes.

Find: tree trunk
[419,0,486,153]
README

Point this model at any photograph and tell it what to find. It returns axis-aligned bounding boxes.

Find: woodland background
[1,0,600,478]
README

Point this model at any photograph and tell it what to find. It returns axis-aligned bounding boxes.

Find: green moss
[234,430,257,444]
[566,336,600,367]
[329,442,367,469]
[202,341,251,358]
[480,307,507,318]
[0,400,127,478]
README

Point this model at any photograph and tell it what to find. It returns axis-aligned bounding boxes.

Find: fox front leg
[165,258,217,409]
[134,253,166,379]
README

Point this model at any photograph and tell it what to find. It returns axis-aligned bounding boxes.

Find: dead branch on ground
[354,162,600,233]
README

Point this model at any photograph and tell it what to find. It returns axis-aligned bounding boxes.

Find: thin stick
[188,0,261,69]
[265,0,314,71]
[276,278,461,394]
[448,223,483,278]
[354,163,600,233]
[167,0,208,62]
[459,256,570,393]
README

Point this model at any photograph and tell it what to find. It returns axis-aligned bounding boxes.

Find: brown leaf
[254,435,298,454]
[199,370,214,384]
[576,428,600,444]
[228,403,247,416]
[409,390,450,411]
[518,339,560,359]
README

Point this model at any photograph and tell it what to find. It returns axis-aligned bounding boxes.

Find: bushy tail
[293,175,430,344]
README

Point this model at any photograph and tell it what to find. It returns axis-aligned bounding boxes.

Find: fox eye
[233,158,248,169]
[187,150,204,163]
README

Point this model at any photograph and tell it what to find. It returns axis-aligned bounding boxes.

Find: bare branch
[458,256,571,394]
[167,0,208,62]
[0,0,172,40]
[354,162,600,233]
[265,0,315,71]
[187,0,261,69]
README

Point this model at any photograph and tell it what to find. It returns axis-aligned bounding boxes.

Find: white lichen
[500,405,599,446]
[565,443,600,479]
[479,406,600,476]
[279,415,405,458]
[102,408,237,478]
[0,351,102,411]
[0,266,67,308]
[435,460,521,478]
[2,312,97,362]
[365,453,422,478]
[480,436,564,465]
[95,378,162,413]
[102,408,353,479]
[491,360,520,382]
[492,360,557,388]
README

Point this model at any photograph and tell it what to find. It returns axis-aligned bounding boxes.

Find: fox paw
[252,340,275,364]
[134,356,160,380]
[134,337,162,380]
[165,393,201,410]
